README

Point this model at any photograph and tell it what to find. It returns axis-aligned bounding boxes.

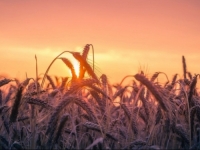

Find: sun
[72,60,80,77]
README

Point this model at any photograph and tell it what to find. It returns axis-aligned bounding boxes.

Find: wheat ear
[90,90,105,113]
[134,74,168,111]
[74,98,97,122]
[59,57,77,80]
[120,103,138,135]
[63,78,98,97]
[46,96,73,134]
[25,97,53,110]
[0,90,2,106]
[54,113,70,143]
[188,75,199,108]
[182,56,187,80]
[9,86,24,123]
[0,78,13,87]
[59,77,68,90]
[150,72,160,82]
[172,124,189,144]
[46,75,56,89]
[71,52,98,81]
[79,44,90,79]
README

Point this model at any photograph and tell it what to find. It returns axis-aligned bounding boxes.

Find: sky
[0,0,200,84]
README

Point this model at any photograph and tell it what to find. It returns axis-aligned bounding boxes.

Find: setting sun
[72,59,80,78]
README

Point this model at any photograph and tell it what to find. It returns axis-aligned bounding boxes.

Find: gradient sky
[0,0,200,84]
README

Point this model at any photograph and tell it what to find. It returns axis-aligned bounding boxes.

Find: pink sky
[0,0,200,84]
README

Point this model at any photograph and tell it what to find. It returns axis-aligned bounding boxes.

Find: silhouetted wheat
[0,49,199,149]
[9,86,24,123]
[60,58,77,80]
[72,52,98,81]
[134,74,168,112]
[182,56,187,80]
[46,75,56,89]
[25,97,53,109]
[54,113,70,143]
[188,75,199,108]
[0,90,2,106]
[0,78,12,87]
[172,124,189,144]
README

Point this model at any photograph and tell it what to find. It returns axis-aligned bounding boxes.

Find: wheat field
[0,44,200,149]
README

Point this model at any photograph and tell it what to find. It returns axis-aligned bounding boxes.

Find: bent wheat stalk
[134,74,168,112]
[0,78,13,87]
[41,51,72,88]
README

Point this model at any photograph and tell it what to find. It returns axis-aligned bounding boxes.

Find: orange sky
[0,1,200,84]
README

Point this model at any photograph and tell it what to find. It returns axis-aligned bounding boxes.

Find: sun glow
[72,60,80,77]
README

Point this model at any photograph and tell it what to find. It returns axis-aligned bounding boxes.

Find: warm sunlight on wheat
[1,0,200,149]
[0,45,199,149]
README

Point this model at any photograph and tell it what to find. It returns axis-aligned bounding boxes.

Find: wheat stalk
[41,50,72,88]
[134,74,168,112]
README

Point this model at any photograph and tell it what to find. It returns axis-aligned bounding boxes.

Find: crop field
[0,44,200,149]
